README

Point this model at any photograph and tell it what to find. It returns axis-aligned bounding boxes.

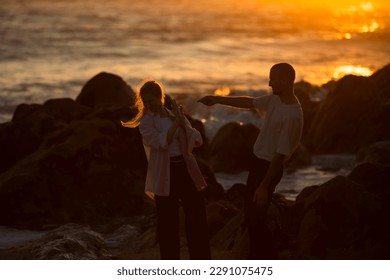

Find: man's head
[269,63,295,95]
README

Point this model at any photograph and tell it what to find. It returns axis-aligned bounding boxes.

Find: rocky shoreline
[1,65,390,259]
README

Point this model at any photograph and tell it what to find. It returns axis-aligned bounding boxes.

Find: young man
[198,63,303,259]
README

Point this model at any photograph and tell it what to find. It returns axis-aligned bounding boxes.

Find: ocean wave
[1,0,389,114]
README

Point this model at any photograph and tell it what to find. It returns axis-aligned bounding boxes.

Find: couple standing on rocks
[122,63,303,260]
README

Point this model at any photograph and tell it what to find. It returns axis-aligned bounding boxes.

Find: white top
[160,117,182,157]
[252,94,303,162]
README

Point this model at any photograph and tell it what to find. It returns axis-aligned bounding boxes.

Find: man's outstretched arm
[198,95,254,109]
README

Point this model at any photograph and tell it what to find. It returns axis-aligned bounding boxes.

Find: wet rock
[306,74,378,153]
[356,141,390,166]
[0,74,150,227]
[286,144,312,168]
[0,72,213,231]
[207,122,259,173]
[206,201,240,238]
[10,224,111,260]
[295,171,390,259]
[306,64,390,154]
[76,72,134,108]
[225,183,246,209]
[206,120,311,173]
[294,81,321,137]
[371,64,390,99]
[0,116,150,227]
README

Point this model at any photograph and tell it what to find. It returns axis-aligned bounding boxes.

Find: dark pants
[244,154,283,259]
[154,158,211,260]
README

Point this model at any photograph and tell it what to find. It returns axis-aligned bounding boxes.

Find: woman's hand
[171,99,185,127]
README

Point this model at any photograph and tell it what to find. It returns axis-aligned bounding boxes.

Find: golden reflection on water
[332,65,373,79]
[332,1,382,39]
[214,86,231,96]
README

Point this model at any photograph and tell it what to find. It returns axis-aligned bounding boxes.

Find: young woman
[122,80,211,260]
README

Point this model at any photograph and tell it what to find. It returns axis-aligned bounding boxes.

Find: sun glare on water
[214,87,231,96]
[331,1,383,39]
[251,0,385,40]
[332,65,373,79]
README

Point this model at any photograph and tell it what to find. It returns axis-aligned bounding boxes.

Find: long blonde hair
[121,80,165,128]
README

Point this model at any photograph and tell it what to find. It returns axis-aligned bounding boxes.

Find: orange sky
[253,0,389,8]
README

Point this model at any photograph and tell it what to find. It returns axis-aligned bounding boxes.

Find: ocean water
[1,0,390,123]
[0,226,47,250]
[215,154,357,201]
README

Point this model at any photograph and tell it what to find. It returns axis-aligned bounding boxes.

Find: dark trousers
[154,159,211,260]
[244,154,283,259]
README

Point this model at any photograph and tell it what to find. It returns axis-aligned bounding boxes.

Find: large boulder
[207,122,259,173]
[306,64,390,154]
[0,115,150,227]
[294,161,390,259]
[0,73,216,229]
[75,72,134,108]
[207,122,311,173]
[356,141,390,166]
[0,74,153,228]
[370,64,390,99]
[294,81,321,137]
[0,99,90,174]
[16,224,111,260]
[361,99,390,147]
[306,74,378,153]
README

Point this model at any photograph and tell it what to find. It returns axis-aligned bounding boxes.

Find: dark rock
[348,162,390,197]
[306,74,378,153]
[43,98,90,122]
[0,72,219,229]
[206,121,311,173]
[370,64,390,99]
[362,102,390,147]
[0,73,151,227]
[305,64,390,154]
[352,141,390,196]
[0,118,150,226]
[286,144,312,168]
[294,81,321,137]
[2,98,92,174]
[225,183,246,209]
[295,173,389,259]
[206,201,240,238]
[210,212,245,256]
[207,122,259,173]
[2,104,58,173]
[3,224,112,260]
[76,72,134,108]
[295,185,320,204]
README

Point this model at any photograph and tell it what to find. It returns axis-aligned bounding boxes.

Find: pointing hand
[198,96,218,106]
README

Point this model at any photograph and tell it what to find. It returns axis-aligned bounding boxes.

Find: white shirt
[160,117,182,157]
[252,95,303,162]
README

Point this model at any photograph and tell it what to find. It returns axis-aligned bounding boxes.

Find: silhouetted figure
[198,63,303,259]
[122,80,211,260]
